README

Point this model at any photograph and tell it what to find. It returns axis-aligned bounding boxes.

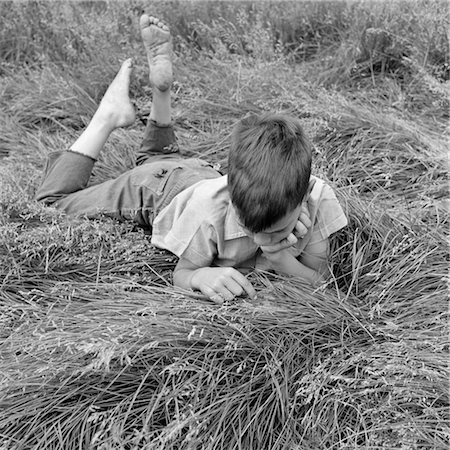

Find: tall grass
[1,1,448,76]
[0,1,449,449]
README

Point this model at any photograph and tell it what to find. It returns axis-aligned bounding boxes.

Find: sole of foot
[140,14,173,92]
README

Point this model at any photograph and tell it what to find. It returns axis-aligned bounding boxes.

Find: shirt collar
[224,202,248,240]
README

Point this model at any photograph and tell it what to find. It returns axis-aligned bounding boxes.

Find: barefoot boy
[36,15,347,303]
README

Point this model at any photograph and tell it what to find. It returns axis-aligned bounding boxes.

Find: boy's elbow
[313,267,329,286]
[318,263,331,281]
[301,265,326,287]
[172,269,182,288]
[299,257,330,286]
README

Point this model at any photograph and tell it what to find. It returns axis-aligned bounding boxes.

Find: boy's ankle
[149,118,172,128]
[90,114,118,133]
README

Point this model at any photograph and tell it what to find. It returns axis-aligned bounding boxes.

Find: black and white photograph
[0,0,448,448]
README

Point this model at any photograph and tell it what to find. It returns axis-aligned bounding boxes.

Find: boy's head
[228,113,312,234]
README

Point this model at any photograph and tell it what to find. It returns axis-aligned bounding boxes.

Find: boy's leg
[135,15,179,165]
[35,16,174,207]
[36,59,136,204]
[35,16,212,228]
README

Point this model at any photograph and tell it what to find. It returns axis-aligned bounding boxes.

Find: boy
[36,15,347,304]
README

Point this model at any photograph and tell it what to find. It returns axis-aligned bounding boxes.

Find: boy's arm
[298,238,330,281]
[261,238,330,285]
[174,257,257,303]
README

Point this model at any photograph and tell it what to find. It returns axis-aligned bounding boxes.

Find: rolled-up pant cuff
[136,119,179,166]
[35,150,95,204]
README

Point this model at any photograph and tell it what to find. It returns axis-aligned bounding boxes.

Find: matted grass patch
[1,1,448,448]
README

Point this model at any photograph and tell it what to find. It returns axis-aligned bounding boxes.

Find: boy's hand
[260,246,299,274]
[190,267,257,304]
[294,178,315,239]
[293,204,312,240]
[293,178,315,237]
[260,203,312,256]
[261,179,315,254]
[260,234,298,255]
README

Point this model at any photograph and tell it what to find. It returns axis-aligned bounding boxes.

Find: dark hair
[228,113,312,233]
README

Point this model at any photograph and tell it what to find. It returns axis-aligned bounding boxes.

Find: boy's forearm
[264,251,326,285]
[293,260,326,285]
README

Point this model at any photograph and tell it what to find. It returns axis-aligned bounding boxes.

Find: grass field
[0,1,449,449]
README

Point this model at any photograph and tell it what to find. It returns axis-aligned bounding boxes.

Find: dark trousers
[35,120,220,228]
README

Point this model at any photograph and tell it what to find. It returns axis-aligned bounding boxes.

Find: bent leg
[136,15,180,165]
[50,162,172,227]
[70,58,135,161]
[51,158,220,228]
[35,16,202,228]
[35,151,95,204]
[35,58,136,204]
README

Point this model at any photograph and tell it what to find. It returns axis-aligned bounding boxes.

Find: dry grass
[0,1,449,449]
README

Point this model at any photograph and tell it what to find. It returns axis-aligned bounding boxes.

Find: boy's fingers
[295,214,311,235]
[295,220,308,238]
[211,293,225,304]
[223,277,245,297]
[261,234,297,254]
[200,270,256,302]
[299,211,311,228]
[299,203,311,221]
[208,289,235,304]
[203,282,235,303]
[231,271,257,299]
[221,290,237,302]
[295,203,312,238]
[202,286,224,304]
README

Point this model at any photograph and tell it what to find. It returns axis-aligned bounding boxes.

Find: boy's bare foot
[140,14,173,91]
[95,58,136,129]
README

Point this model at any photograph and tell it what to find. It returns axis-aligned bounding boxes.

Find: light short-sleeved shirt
[151,175,348,269]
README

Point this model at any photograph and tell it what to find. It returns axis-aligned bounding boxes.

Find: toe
[143,15,169,31]
[158,21,169,32]
[139,14,150,28]
[122,58,133,70]
[117,60,132,84]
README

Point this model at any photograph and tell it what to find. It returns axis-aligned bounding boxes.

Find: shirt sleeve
[309,183,348,245]
[152,216,218,267]
[178,224,218,267]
